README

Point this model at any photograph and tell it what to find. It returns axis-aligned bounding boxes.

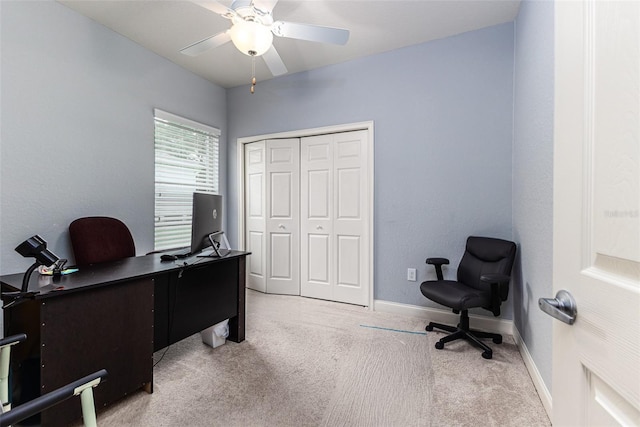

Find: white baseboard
[373,299,513,335]
[373,299,552,420]
[512,326,552,419]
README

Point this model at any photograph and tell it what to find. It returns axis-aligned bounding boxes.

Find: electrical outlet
[407,268,417,282]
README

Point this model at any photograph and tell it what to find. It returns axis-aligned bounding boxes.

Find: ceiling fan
[180,0,350,79]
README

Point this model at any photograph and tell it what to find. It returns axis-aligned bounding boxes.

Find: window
[154,109,220,251]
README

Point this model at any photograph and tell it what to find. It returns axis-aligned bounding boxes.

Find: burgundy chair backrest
[69,217,135,266]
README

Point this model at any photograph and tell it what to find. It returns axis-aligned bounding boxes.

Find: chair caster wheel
[426,324,434,332]
[482,351,492,359]
[493,336,502,344]
[435,341,444,350]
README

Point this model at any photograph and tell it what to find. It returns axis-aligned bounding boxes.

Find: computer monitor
[190,192,222,255]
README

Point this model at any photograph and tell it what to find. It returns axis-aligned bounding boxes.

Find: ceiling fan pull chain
[250,54,257,94]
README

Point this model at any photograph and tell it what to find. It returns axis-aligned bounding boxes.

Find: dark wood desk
[0,251,248,427]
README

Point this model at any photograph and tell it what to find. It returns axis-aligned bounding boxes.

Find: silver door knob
[538,290,577,325]
[278,224,285,229]
[316,225,323,230]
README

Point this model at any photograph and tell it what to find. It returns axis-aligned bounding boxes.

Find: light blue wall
[2,2,554,396]
[227,23,515,315]
[0,0,227,277]
[512,0,554,392]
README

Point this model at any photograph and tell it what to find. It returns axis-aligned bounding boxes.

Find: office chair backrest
[69,216,135,266]
[457,236,516,298]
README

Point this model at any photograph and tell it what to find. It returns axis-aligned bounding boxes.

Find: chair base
[426,310,502,359]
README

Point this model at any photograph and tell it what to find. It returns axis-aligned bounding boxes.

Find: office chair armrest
[480,274,510,284]
[0,333,27,349]
[426,258,449,266]
[426,258,449,281]
[481,274,511,315]
[0,369,108,427]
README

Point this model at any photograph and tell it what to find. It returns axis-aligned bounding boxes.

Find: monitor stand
[200,231,230,258]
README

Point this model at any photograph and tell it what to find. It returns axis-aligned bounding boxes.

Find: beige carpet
[86,290,550,426]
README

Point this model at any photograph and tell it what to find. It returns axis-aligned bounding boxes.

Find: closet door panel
[337,235,360,287]
[265,139,300,295]
[270,233,292,278]
[245,142,266,292]
[333,131,369,305]
[301,135,333,300]
[248,231,264,278]
[248,174,264,217]
[307,234,330,284]
[270,172,293,218]
[336,168,361,219]
[308,170,330,218]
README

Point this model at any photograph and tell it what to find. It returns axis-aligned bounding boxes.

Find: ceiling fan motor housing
[230,6,274,56]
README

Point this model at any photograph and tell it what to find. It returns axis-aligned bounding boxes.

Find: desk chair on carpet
[420,236,516,359]
[69,217,135,266]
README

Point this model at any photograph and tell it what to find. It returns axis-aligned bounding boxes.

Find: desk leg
[228,256,246,343]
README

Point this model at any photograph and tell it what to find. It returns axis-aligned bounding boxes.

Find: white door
[301,131,370,305]
[550,1,640,425]
[300,135,334,301]
[265,139,300,295]
[245,141,266,292]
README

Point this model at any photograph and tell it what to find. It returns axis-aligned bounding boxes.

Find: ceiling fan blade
[230,0,252,10]
[272,21,349,45]
[191,0,235,17]
[252,0,279,13]
[180,31,231,56]
[262,45,287,76]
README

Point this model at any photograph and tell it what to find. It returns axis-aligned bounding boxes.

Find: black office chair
[69,217,135,266]
[420,236,516,359]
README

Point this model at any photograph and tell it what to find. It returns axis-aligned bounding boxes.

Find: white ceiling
[58,0,521,89]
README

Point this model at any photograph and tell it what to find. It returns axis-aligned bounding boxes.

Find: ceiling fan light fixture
[230,19,273,57]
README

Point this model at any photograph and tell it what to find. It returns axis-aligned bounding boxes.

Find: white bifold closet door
[244,130,369,306]
[245,139,300,295]
[300,130,369,306]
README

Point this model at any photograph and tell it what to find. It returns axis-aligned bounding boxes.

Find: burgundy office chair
[69,217,135,266]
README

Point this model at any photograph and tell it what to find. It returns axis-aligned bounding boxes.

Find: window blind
[154,109,220,251]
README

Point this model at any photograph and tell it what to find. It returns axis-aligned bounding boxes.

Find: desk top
[0,251,250,299]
